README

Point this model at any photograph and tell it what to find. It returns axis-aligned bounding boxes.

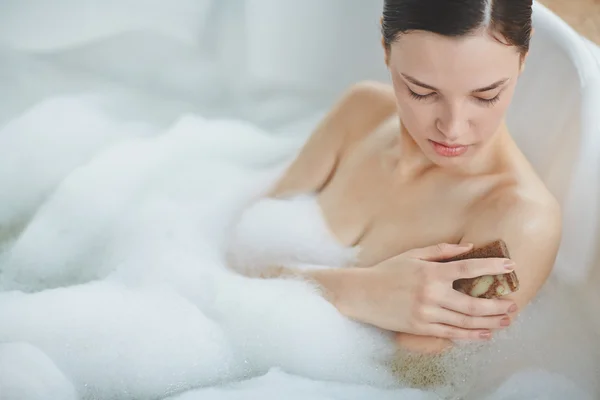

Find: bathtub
[0,1,599,399]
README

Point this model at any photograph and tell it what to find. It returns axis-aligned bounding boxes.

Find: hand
[336,243,517,341]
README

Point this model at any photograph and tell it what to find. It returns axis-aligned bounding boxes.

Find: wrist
[305,267,369,321]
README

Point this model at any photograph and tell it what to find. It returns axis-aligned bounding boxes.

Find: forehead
[388,30,521,88]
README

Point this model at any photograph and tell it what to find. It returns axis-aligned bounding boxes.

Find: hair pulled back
[382,0,533,55]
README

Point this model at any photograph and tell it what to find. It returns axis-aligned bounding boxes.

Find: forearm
[241,263,365,320]
[266,264,454,355]
[303,267,366,318]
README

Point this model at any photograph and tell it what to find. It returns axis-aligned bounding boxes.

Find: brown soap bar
[442,240,520,299]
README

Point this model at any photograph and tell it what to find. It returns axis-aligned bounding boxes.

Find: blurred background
[540,0,599,43]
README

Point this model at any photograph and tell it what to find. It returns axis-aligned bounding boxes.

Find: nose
[436,103,468,141]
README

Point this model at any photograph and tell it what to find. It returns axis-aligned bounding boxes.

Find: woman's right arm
[301,242,518,342]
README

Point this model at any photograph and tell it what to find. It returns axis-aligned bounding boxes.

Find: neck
[396,122,509,179]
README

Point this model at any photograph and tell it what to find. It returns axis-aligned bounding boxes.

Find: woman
[233,0,562,354]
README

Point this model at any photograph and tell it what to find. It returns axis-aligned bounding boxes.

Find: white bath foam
[227,195,360,275]
[208,272,397,387]
[0,100,401,399]
[102,181,398,389]
[163,114,302,168]
[0,134,177,291]
[0,342,77,400]
[102,175,397,390]
[0,108,404,399]
[0,282,242,400]
[0,210,399,399]
[166,367,437,400]
[0,95,152,238]
[0,112,289,292]
[0,267,400,400]
[102,160,281,306]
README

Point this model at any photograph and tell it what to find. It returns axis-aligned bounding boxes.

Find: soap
[442,240,520,299]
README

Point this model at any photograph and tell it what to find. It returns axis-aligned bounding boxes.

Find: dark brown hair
[382,0,533,56]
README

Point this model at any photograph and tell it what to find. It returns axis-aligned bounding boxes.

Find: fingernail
[500,316,511,327]
[480,331,491,339]
[508,304,518,313]
[504,260,515,270]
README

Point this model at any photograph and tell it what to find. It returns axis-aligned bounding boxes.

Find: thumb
[405,242,474,262]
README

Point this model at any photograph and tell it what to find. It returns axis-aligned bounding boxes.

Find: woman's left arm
[459,194,562,314]
[394,193,561,354]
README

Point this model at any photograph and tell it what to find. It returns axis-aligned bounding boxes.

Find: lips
[429,140,469,157]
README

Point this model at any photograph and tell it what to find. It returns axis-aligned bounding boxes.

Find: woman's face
[386,30,524,167]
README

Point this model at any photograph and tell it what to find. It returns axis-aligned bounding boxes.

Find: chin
[429,155,468,169]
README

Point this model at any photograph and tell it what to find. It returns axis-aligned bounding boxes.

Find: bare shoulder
[487,184,561,241]
[343,80,396,104]
[468,162,562,245]
[461,171,562,309]
[466,137,562,240]
[269,81,397,197]
[329,80,397,144]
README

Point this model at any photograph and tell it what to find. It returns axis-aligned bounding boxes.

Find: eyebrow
[401,73,509,93]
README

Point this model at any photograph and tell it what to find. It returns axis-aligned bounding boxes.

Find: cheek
[472,94,514,138]
[392,77,431,132]
[391,79,431,136]
[474,105,506,132]
[394,94,433,136]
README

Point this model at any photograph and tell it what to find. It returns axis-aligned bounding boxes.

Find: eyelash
[408,89,501,107]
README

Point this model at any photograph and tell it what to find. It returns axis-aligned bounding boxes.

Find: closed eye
[474,94,501,106]
[408,87,503,107]
[473,88,505,106]
[408,88,436,101]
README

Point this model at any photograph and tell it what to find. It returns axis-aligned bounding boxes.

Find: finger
[426,324,493,341]
[437,257,515,281]
[439,291,517,317]
[429,307,511,330]
[405,242,474,262]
